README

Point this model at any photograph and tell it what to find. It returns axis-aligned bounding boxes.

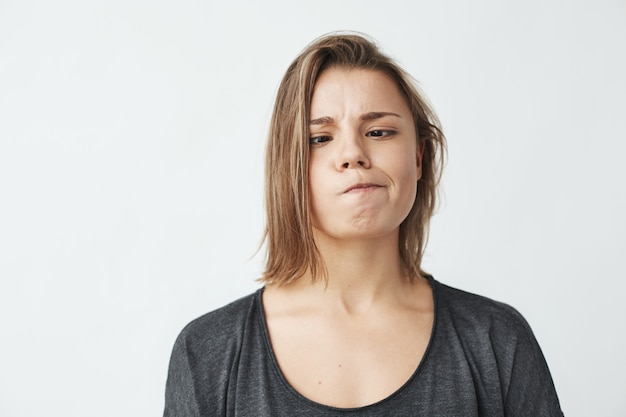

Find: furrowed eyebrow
[309,116,334,126]
[308,112,401,125]
[360,111,402,121]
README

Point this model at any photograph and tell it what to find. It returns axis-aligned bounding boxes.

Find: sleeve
[502,317,565,417]
[163,332,202,417]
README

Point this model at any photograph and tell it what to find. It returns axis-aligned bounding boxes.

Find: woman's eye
[366,130,396,138]
[309,136,332,145]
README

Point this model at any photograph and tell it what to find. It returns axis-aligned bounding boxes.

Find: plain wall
[1,0,625,415]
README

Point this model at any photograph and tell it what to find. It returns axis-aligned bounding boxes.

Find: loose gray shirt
[164,278,564,416]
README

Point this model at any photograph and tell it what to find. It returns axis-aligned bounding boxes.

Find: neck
[294,229,411,313]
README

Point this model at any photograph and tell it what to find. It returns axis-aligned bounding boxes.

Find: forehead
[309,68,410,117]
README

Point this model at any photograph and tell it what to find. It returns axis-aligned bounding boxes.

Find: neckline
[256,276,439,412]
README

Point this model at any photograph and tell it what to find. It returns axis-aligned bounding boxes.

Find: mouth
[343,183,383,193]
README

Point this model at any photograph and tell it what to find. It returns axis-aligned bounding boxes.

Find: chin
[314,222,400,242]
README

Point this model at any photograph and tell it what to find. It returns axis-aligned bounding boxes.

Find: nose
[337,134,370,170]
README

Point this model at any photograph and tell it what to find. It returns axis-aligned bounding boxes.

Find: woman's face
[308,67,423,242]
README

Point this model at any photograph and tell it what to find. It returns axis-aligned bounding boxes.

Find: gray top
[163,278,564,416]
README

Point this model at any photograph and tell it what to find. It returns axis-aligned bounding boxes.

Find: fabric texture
[163,278,564,416]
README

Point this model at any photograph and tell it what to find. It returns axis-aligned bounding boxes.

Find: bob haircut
[261,32,446,285]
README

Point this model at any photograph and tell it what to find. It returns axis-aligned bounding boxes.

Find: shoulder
[163,291,264,415]
[167,291,262,395]
[431,279,565,415]
[431,279,564,415]
[433,279,533,340]
[431,278,544,364]
[174,290,261,353]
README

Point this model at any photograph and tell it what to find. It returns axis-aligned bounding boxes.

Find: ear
[416,140,426,180]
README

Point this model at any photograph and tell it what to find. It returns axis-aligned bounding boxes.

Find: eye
[309,135,332,145]
[366,129,396,138]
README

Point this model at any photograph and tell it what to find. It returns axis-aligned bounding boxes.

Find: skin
[263,68,434,408]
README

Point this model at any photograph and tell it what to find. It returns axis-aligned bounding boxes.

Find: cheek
[389,147,420,183]
[308,159,319,199]
[390,150,420,213]
[307,159,325,220]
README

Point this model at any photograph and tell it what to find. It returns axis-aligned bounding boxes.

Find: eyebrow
[360,111,402,121]
[308,112,402,125]
[309,116,334,126]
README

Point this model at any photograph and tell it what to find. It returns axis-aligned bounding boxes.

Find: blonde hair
[260,32,446,285]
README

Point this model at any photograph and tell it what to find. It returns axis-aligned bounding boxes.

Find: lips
[343,183,383,193]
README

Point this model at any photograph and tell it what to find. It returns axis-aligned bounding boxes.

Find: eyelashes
[309,136,332,145]
[366,129,396,138]
[309,130,397,145]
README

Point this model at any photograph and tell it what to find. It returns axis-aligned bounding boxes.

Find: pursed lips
[342,183,383,194]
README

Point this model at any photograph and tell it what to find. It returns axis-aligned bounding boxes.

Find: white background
[1,0,625,416]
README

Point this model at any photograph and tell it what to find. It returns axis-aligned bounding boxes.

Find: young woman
[163,33,564,416]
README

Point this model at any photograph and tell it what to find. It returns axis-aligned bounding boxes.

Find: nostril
[342,160,367,169]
